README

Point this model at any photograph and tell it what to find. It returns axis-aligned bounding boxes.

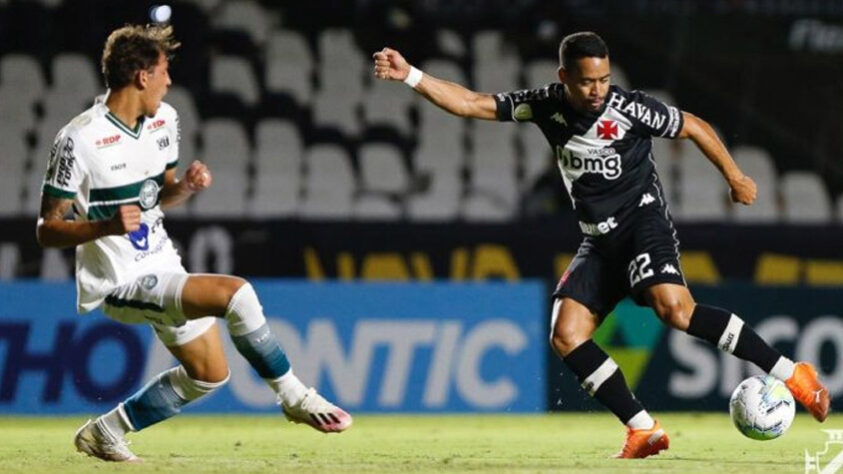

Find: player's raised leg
[75,323,229,462]
[180,275,352,432]
[550,298,669,459]
[645,283,830,421]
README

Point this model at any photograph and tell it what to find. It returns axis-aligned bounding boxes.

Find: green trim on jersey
[42,183,76,199]
[105,112,145,139]
[165,159,178,170]
[104,295,165,313]
[89,172,165,203]
[86,171,165,221]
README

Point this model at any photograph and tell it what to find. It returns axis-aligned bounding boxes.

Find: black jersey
[495,84,683,234]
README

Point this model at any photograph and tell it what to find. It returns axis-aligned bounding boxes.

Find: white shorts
[103,271,217,347]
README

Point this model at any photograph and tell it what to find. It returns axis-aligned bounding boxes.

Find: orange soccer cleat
[613,420,670,459]
[785,362,830,422]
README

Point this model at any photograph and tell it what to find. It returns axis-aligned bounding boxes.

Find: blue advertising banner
[0,281,547,414]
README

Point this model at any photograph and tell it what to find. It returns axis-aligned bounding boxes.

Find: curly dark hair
[101,24,180,89]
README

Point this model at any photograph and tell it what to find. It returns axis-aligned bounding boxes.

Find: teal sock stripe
[123,372,187,431]
[231,323,291,379]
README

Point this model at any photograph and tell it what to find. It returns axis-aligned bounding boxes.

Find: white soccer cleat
[281,388,353,433]
[74,418,141,463]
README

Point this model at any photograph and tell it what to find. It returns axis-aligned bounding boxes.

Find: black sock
[563,339,644,424]
[686,304,782,373]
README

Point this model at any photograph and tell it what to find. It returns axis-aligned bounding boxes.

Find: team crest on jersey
[597,120,619,140]
[138,179,160,210]
[140,274,158,290]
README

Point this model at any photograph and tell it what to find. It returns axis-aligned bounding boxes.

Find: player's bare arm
[372,47,497,120]
[679,111,757,205]
[160,159,212,208]
[36,195,140,248]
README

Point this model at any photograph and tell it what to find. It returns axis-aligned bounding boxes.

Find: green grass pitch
[0,413,833,473]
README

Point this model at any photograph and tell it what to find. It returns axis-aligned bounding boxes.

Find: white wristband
[403,66,423,88]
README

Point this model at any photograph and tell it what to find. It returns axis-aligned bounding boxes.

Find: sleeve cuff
[165,160,178,170]
[42,183,76,199]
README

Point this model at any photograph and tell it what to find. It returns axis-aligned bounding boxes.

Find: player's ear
[557,66,568,83]
[136,68,149,89]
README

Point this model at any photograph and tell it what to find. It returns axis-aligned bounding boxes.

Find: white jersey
[41,95,184,313]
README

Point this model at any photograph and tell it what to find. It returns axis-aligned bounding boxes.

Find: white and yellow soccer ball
[729,375,795,440]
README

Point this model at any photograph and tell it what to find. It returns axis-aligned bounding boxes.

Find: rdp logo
[0,321,145,404]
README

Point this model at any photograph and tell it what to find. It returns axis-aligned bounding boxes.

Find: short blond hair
[101,24,180,89]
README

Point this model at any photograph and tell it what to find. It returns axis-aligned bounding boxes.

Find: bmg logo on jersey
[556,145,623,180]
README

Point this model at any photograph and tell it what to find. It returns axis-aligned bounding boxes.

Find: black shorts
[553,197,686,318]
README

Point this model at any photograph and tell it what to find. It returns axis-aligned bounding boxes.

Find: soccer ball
[729,375,795,440]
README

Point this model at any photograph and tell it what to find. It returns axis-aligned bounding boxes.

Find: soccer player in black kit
[373,32,830,458]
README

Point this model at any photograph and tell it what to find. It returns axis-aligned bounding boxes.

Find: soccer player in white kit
[36,24,351,463]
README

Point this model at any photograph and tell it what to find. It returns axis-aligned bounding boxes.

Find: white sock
[98,403,134,438]
[626,410,655,430]
[769,356,796,381]
[266,369,308,406]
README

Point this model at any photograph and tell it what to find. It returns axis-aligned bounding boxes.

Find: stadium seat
[362,79,414,135]
[0,88,37,134]
[299,145,355,220]
[250,119,302,217]
[461,193,515,222]
[312,90,360,137]
[610,63,631,90]
[51,53,100,100]
[675,142,728,221]
[731,146,779,222]
[525,59,558,89]
[353,195,402,220]
[780,171,832,223]
[182,0,222,14]
[414,136,464,173]
[406,172,461,221]
[468,121,518,210]
[164,86,201,163]
[518,125,554,191]
[359,144,409,195]
[0,54,46,103]
[213,0,274,45]
[474,54,518,93]
[265,29,313,105]
[0,129,27,215]
[836,194,843,224]
[209,55,260,106]
[318,29,365,100]
[651,136,679,204]
[436,29,466,57]
[192,119,250,217]
[472,30,504,61]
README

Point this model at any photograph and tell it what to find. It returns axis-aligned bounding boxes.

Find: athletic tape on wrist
[403,66,422,88]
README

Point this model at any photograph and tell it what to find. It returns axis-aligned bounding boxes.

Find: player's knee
[183,358,230,383]
[221,277,248,307]
[654,298,692,330]
[550,324,585,357]
[169,365,229,401]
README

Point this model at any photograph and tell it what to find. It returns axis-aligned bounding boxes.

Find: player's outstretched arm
[679,111,757,205]
[36,197,140,248]
[372,47,497,120]
[160,160,212,209]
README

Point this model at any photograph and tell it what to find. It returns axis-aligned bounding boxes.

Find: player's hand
[182,160,212,192]
[372,47,410,81]
[109,205,141,234]
[729,174,757,205]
